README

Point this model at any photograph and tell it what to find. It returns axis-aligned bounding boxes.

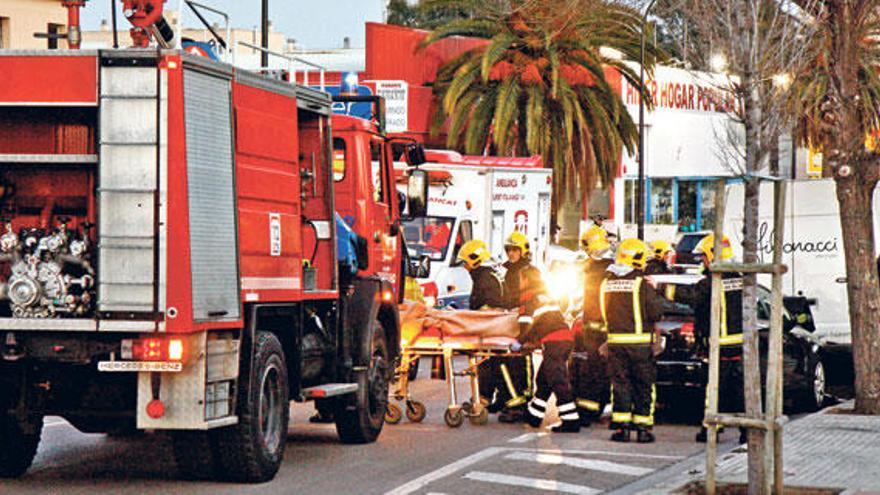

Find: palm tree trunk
[836,175,880,413]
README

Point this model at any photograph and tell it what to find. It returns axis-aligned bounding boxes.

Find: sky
[81,1,387,49]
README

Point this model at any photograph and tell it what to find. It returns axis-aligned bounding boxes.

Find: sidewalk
[612,402,880,494]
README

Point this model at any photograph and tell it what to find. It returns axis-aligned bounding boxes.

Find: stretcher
[386,304,524,427]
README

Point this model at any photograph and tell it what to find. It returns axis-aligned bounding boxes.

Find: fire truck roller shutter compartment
[98,51,160,315]
[183,62,240,321]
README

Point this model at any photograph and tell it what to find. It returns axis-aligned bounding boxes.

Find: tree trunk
[741,78,766,492]
[826,1,880,415]
[836,176,880,413]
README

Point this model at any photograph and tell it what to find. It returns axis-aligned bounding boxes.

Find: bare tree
[659,1,818,492]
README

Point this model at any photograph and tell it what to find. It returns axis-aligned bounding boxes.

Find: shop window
[701,186,717,231]
[650,178,674,225]
[677,181,699,232]
[623,179,637,224]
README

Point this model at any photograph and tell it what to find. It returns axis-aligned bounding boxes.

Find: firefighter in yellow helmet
[666,233,746,444]
[458,239,509,416]
[645,240,674,275]
[569,225,614,427]
[600,238,665,443]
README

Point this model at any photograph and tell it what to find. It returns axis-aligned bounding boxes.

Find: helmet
[458,239,491,269]
[649,240,673,260]
[504,231,530,257]
[580,225,611,255]
[616,238,650,270]
[693,234,734,263]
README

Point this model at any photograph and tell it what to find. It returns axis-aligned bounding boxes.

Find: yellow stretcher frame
[387,338,524,428]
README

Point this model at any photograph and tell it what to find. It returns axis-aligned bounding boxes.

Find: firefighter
[601,238,665,443]
[569,225,613,427]
[517,282,580,432]
[458,239,507,412]
[491,231,535,423]
[667,234,747,444]
[645,240,674,275]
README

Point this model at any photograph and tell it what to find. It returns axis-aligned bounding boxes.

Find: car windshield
[404,216,456,261]
[676,233,706,254]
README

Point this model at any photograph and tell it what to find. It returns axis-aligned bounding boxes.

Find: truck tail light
[121,338,185,361]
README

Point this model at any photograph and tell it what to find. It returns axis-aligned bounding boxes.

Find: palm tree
[422,0,663,204]
[793,0,880,414]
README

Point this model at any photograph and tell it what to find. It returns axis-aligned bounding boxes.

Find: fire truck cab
[0,47,427,483]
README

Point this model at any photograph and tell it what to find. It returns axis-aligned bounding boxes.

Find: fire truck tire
[212,331,289,483]
[0,414,42,478]
[172,431,217,480]
[335,319,390,444]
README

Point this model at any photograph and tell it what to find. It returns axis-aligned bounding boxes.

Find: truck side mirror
[407,168,429,218]
[408,255,431,279]
[405,143,427,166]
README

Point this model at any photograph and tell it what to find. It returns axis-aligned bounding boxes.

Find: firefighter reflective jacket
[502,259,545,310]
[600,267,665,345]
[468,265,504,310]
[582,257,612,323]
[671,270,743,346]
[644,258,671,275]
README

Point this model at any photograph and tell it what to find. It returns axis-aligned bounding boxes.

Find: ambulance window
[370,140,386,203]
[451,220,474,264]
[333,138,346,181]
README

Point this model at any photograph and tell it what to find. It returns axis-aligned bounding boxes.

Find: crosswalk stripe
[508,432,549,443]
[463,471,600,495]
[504,451,654,476]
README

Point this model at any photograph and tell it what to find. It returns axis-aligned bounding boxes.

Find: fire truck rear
[0,32,428,482]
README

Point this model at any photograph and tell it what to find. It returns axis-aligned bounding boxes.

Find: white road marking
[462,471,600,495]
[44,420,69,428]
[386,446,677,495]
[529,447,685,461]
[508,432,549,443]
[504,451,654,476]
[384,447,506,495]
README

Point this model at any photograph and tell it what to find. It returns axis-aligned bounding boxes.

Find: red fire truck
[0,5,429,483]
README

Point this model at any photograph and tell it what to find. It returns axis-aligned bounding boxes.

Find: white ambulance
[397,151,553,308]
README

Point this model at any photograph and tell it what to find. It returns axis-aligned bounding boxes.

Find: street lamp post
[637,0,657,241]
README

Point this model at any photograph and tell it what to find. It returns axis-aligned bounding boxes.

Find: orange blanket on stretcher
[399,303,520,345]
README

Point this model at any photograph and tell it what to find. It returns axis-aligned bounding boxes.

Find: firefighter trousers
[571,329,610,418]
[527,341,576,426]
[478,356,529,408]
[608,344,656,429]
[707,351,744,414]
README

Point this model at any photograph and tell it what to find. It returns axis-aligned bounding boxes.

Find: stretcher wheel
[469,407,489,426]
[444,409,464,428]
[405,401,427,423]
[385,403,402,424]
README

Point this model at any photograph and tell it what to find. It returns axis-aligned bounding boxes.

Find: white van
[397,152,553,308]
[725,179,880,345]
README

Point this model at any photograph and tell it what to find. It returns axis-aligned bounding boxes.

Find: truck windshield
[404,216,456,261]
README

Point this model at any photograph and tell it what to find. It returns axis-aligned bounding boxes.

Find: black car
[673,232,709,268]
[654,280,853,413]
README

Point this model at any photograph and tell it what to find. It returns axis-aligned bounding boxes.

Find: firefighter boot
[739,427,748,444]
[610,426,631,443]
[636,426,655,443]
[578,411,592,428]
[525,399,546,428]
[499,406,525,424]
[695,426,724,443]
[551,419,581,433]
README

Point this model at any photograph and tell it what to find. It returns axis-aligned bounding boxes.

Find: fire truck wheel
[336,320,390,444]
[172,430,217,480]
[0,414,42,478]
[212,331,289,483]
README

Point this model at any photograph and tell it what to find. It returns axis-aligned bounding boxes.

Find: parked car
[653,277,853,414]
[673,232,709,268]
